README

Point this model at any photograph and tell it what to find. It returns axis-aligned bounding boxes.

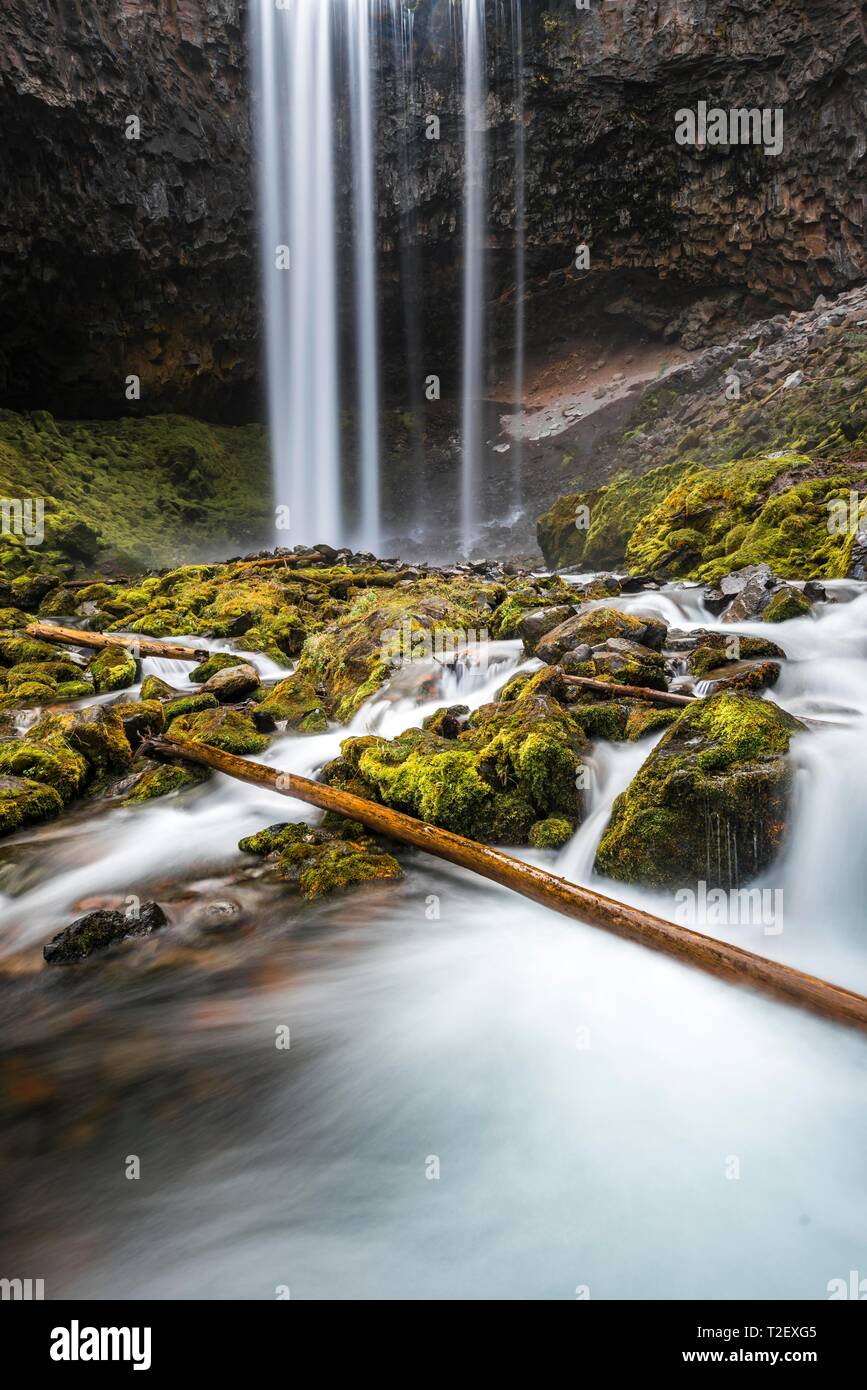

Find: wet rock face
[0,0,255,418]
[1,0,865,414]
[43,902,167,964]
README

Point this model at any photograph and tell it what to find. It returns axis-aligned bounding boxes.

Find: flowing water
[1,585,866,1298]
[460,0,488,552]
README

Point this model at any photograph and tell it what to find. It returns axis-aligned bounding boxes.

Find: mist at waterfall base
[2,585,866,1298]
[251,0,525,559]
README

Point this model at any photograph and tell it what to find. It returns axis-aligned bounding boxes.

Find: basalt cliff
[1,0,865,418]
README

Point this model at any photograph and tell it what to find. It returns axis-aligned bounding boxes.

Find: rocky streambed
[0,545,866,1297]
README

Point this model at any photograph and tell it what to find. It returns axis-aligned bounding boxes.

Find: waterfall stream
[2,584,867,1296]
[251,1,523,557]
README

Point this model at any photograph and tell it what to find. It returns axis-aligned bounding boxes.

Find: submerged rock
[595,692,805,890]
[43,901,168,964]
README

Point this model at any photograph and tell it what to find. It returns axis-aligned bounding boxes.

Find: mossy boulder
[595,692,805,889]
[43,902,168,964]
[140,675,177,701]
[122,759,211,804]
[32,706,132,775]
[0,635,63,666]
[763,586,813,623]
[0,732,89,802]
[88,644,138,694]
[624,705,680,741]
[528,816,575,850]
[169,707,269,755]
[163,692,219,724]
[257,671,328,732]
[0,774,64,835]
[689,633,785,679]
[0,606,31,629]
[324,669,587,845]
[112,699,166,747]
[239,821,402,900]
[189,652,244,682]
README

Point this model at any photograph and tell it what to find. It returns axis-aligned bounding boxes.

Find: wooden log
[561,674,695,706]
[145,735,867,1034]
[25,622,210,663]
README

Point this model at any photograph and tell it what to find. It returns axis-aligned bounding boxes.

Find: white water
[2,589,867,1295]
[252,0,342,546]
[510,0,526,507]
[348,0,381,552]
[460,0,487,552]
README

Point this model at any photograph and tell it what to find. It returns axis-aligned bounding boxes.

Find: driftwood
[146,735,867,1034]
[561,674,695,707]
[25,622,209,664]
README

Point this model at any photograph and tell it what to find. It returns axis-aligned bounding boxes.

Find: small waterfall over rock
[252,1,524,556]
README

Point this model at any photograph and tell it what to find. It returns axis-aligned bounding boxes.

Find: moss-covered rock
[43,902,167,963]
[0,732,89,801]
[689,633,785,679]
[528,816,575,850]
[624,705,681,741]
[257,671,328,731]
[112,699,166,746]
[32,705,132,775]
[595,692,805,889]
[239,821,402,900]
[169,707,269,755]
[87,644,138,693]
[122,759,211,804]
[163,692,220,724]
[0,635,63,666]
[323,669,587,845]
[0,773,64,835]
[763,586,814,623]
[189,652,244,682]
[140,674,177,701]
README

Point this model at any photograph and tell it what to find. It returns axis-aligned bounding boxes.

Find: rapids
[1,583,866,1299]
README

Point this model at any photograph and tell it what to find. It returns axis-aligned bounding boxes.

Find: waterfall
[511,0,526,508]
[348,0,382,553]
[252,0,383,551]
[460,0,488,554]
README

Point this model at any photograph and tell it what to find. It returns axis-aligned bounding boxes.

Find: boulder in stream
[595,692,805,890]
[43,902,168,964]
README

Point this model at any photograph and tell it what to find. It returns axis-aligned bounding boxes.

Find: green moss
[763,587,813,623]
[122,760,211,803]
[0,733,89,801]
[163,692,219,723]
[595,692,805,888]
[32,706,132,774]
[258,671,329,731]
[88,644,138,693]
[537,459,694,571]
[189,652,244,682]
[0,410,270,573]
[625,705,680,740]
[169,707,269,755]
[0,636,62,665]
[689,634,785,678]
[140,675,176,701]
[278,840,403,900]
[528,816,575,849]
[0,607,30,629]
[238,822,310,856]
[571,702,629,741]
[112,699,166,743]
[0,774,65,836]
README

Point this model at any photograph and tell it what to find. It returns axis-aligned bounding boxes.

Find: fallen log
[561,674,695,706]
[145,735,867,1034]
[25,622,210,664]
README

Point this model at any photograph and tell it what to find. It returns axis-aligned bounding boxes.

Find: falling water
[511,0,526,507]
[460,0,488,553]
[348,0,381,553]
[252,0,342,547]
